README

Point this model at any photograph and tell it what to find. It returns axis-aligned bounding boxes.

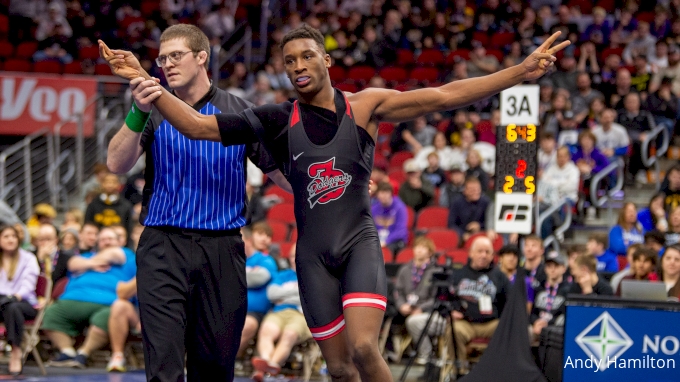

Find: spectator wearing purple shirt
[0,224,40,376]
[371,182,409,257]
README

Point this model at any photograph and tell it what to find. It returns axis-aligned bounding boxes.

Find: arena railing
[536,197,573,252]
[588,157,625,222]
[641,124,670,190]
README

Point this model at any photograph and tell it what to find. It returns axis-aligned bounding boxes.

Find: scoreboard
[494,85,539,234]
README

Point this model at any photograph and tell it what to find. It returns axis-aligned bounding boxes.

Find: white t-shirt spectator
[592,123,630,154]
[542,161,580,202]
[538,149,557,172]
[414,146,466,171]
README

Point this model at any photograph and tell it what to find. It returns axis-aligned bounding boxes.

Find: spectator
[645,230,666,257]
[663,166,680,213]
[637,193,669,232]
[84,173,133,236]
[464,149,489,193]
[645,76,678,135]
[541,147,580,204]
[609,202,645,257]
[550,48,578,94]
[529,250,570,342]
[548,5,579,43]
[579,95,606,130]
[665,206,680,246]
[598,54,622,89]
[652,6,672,39]
[105,277,139,372]
[370,159,399,196]
[615,247,659,296]
[78,223,99,254]
[244,74,276,107]
[61,208,83,233]
[238,223,278,357]
[622,22,656,65]
[649,44,680,95]
[611,9,637,47]
[581,7,611,48]
[398,237,439,364]
[573,130,609,219]
[611,243,644,292]
[523,235,547,289]
[399,159,435,212]
[372,182,408,256]
[459,128,496,175]
[448,236,509,374]
[466,40,499,78]
[617,92,655,183]
[569,255,614,295]
[122,171,144,206]
[541,92,570,137]
[251,245,311,381]
[630,55,652,95]
[572,73,604,123]
[661,244,680,300]
[539,79,555,121]
[35,2,73,41]
[439,168,465,208]
[422,152,447,188]
[586,233,618,273]
[33,22,76,64]
[607,69,637,109]
[26,203,57,230]
[447,176,491,241]
[649,40,669,69]
[497,245,534,313]
[414,132,464,171]
[538,133,557,175]
[42,227,136,368]
[199,4,235,40]
[591,109,630,159]
[59,228,79,253]
[80,163,109,205]
[402,116,437,154]
[0,224,40,376]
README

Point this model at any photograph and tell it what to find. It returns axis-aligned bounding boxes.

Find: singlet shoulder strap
[243,108,266,145]
[290,100,301,127]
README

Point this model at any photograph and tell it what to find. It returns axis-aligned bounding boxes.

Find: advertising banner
[564,304,680,381]
[0,73,97,136]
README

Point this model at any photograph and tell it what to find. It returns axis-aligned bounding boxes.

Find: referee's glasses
[155,51,197,67]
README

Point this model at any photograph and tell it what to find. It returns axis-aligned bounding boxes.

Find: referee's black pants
[136,226,247,382]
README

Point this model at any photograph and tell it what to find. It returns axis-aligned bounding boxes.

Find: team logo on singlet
[306,157,352,208]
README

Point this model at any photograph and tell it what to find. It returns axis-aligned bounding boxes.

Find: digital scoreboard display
[494,123,538,195]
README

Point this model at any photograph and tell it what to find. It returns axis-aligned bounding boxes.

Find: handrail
[536,197,573,251]
[589,158,625,208]
[641,124,670,190]
[47,150,75,209]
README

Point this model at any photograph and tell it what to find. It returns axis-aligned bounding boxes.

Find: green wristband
[125,102,151,133]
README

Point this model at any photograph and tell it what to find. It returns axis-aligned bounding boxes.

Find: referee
[107,25,290,382]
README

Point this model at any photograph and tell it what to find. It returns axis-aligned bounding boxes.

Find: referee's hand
[131,77,162,113]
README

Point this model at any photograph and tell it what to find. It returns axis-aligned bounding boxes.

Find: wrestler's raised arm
[98,40,223,142]
[352,32,570,125]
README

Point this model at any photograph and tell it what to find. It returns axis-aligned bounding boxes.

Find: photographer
[448,236,509,374]
[396,237,439,365]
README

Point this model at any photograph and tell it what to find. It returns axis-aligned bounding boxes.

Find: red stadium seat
[388,151,414,170]
[636,11,654,23]
[95,63,112,75]
[447,249,469,264]
[618,256,628,271]
[472,32,490,46]
[596,0,615,12]
[446,49,470,64]
[382,247,394,263]
[490,32,515,49]
[277,242,295,259]
[264,185,294,204]
[463,232,504,252]
[336,83,357,93]
[15,41,38,59]
[426,229,460,251]
[347,66,376,83]
[415,206,449,230]
[328,66,346,84]
[141,1,160,16]
[397,49,414,66]
[387,168,406,186]
[0,14,8,35]
[379,67,408,84]
[33,61,62,74]
[416,49,445,66]
[79,45,100,60]
[410,67,439,83]
[0,41,13,58]
[63,61,83,74]
[4,59,32,72]
[395,248,414,263]
[378,122,395,136]
[406,206,416,229]
[267,203,295,224]
[268,220,290,242]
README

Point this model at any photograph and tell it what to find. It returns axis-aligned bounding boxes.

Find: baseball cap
[403,159,420,173]
[545,250,567,266]
[34,203,56,219]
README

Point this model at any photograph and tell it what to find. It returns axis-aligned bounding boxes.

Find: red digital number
[515,160,526,178]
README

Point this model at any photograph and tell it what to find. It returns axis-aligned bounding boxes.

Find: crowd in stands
[4,0,680,378]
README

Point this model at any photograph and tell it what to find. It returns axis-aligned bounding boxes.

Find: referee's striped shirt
[138,86,276,230]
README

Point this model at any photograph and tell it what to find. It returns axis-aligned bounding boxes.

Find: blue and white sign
[564,305,680,381]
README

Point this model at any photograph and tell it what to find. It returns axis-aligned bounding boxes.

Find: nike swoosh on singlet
[293,152,304,160]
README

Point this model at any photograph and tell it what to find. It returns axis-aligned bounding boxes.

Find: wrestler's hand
[98,40,144,81]
[521,32,571,81]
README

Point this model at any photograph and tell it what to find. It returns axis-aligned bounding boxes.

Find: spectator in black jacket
[447,177,491,241]
[84,174,133,236]
[448,236,509,373]
[569,254,615,295]
[399,159,435,212]
[645,76,679,135]
[617,92,655,182]
[529,251,571,342]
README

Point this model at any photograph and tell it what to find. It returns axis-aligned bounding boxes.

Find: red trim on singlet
[290,101,300,127]
[309,314,346,341]
[341,293,388,311]
[343,93,352,118]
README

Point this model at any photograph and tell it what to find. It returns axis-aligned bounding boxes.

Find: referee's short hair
[160,24,211,69]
